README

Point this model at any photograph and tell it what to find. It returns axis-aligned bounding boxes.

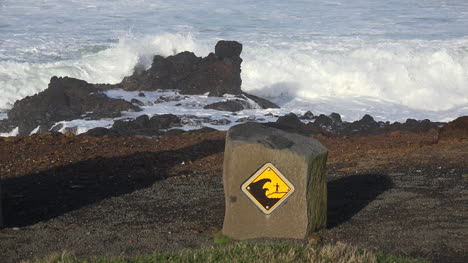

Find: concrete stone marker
[222,122,328,240]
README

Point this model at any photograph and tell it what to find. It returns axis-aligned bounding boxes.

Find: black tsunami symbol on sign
[242,163,295,214]
[247,178,281,210]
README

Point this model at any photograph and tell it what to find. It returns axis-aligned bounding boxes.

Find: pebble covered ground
[0,129,467,263]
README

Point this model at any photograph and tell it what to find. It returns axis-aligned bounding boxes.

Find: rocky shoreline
[0,40,280,137]
[1,40,464,139]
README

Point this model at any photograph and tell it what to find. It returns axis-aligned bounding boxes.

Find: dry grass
[34,241,427,263]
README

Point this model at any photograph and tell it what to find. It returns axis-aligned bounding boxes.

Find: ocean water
[1,0,468,131]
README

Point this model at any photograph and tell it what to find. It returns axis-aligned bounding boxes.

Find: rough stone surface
[102,114,182,137]
[203,100,250,112]
[117,41,244,96]
[215,40,243,59]
[276,113,304,128]
[204,94,278,112]
[300,111,315,120]
[242,93,279,109]
[2,77,140,136]
[222,122,328,240]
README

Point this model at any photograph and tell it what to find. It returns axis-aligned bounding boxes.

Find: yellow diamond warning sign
[241,163,295,214]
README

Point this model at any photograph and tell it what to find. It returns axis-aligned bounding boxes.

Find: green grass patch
[36,242,428,263]
[213,231,233,245]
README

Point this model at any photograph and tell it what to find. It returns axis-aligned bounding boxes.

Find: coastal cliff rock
[117,40,244,96]
[3,77,140,136]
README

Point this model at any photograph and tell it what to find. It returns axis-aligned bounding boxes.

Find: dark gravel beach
[0,129,467,263]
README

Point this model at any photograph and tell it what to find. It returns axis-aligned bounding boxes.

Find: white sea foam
[0,127,18,137]
[1,34,467,121]
[242,38,468,112]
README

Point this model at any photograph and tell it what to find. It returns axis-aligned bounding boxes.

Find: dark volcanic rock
[300,111,315,120]
[438,116,468,141]
[314,114,334,127]
[118,41,243,97]
[215,40,242,58]
[204,93,278,112]
[187,127,218,134]
[149,114,181,129]
[4,77,140,136]
[268,112,442,137]
[243,93,279,109]
[118,51,201,92]
[343,114,380,134]
[130,98,145,107]
[82,127,120,137]
[203,100,250,112]
[110,114,181,136]
[276,113,303,128]
[330,112,342,123]
[266,113,328,136]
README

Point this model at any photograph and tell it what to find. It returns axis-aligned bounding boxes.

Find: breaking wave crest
[0,33,209,110]
[1,33,467,117]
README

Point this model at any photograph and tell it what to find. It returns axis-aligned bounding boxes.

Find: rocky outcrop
[116,41,244,97]
[0,40,280,137]
[438,116,468,141]
[242,93,279,109]
[265,112,444,137]
[84,114,182,137]
[112,40,278,107]
[204,100,250,112]
[203,93,279,112]
[2,77,140,136]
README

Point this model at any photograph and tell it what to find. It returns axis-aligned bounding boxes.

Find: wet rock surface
[0,40,278,137]
[83,114,182,137]
[203,93,279,112]
[0,130,466,262]
[269,112,444,137]
[203,99,251,112]
[0,77,140,136]
[116,41,244,97]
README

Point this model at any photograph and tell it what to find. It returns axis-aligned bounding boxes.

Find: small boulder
[204,100,250,112]
[300,111,315,120]
[149,114,181,129]
[82,127,119,137]
[276,113,303,128]
[243,93,279,109]
[314,114,333,127]
[130,98,145,107]
[329,112,342,123]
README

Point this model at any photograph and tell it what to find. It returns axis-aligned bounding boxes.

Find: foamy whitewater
[1,0,468,134]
